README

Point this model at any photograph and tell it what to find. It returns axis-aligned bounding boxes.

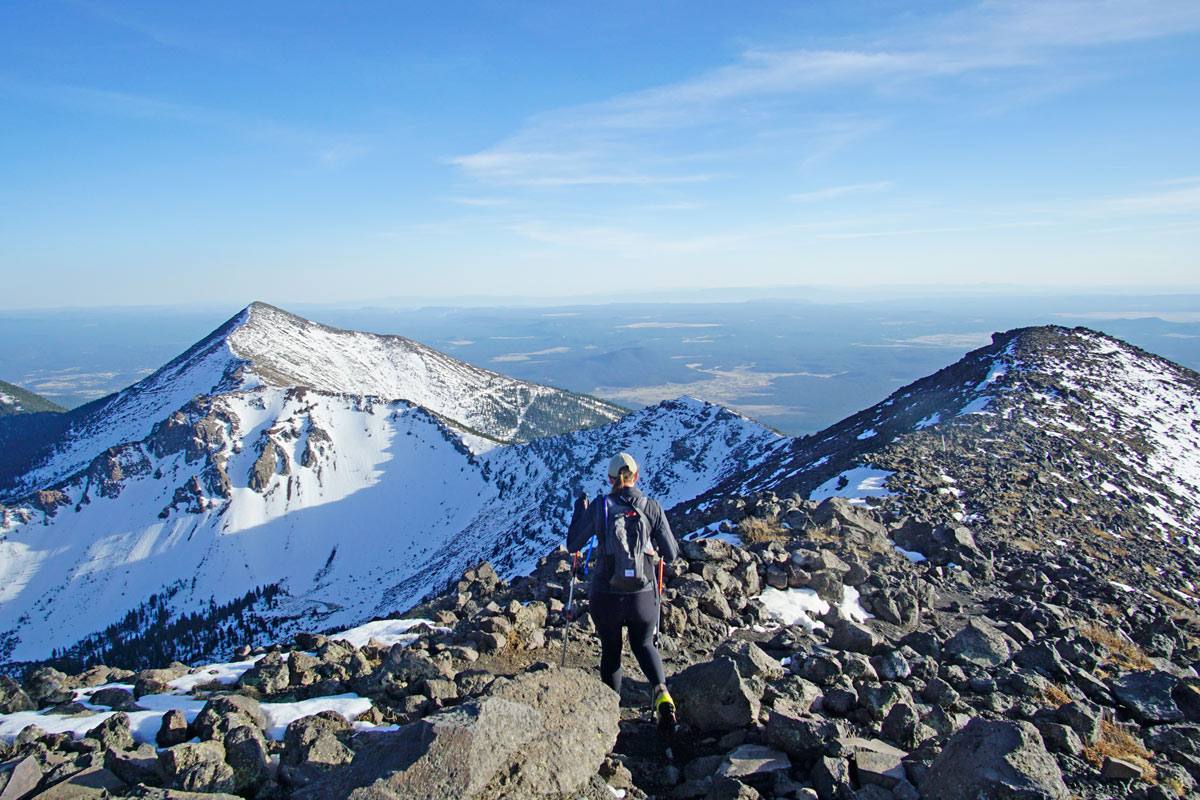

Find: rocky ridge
[677,326,1200,626]
[2,488,1199,800]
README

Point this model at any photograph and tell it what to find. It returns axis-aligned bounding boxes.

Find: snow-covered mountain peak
[0,304,626,501]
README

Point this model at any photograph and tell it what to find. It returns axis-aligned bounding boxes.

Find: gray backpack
[597,494,652,593]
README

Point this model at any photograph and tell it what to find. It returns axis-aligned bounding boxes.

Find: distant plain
[2,292,1197,436]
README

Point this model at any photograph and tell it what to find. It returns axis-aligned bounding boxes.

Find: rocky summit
[1,323,1199,800]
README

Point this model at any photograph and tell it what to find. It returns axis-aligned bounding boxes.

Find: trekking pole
[654,554,665,646]
[560,550,579,667]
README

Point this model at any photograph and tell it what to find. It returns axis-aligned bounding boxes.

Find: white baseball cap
[608,452,638,478]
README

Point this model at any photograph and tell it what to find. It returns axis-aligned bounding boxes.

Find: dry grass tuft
[1010,536,1042,552]
[1161,775,1188,797]
[1040,683,1073,708]
[1083,720,1157,784]
[738,516,790,544]
[1080,622,1154,671]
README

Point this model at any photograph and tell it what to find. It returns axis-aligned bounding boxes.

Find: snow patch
[914,412,941,429]
[809,467,893,505]
[892,543,927,563]
[957,396,993,416]
[331,618,442,648]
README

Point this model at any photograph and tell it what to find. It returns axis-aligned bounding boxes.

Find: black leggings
[589,589,666,694]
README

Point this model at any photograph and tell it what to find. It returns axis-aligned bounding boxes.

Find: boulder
[715,744,791,787]
[880,703,929,751]
[875,650,912,682]
[1055,700,1102,745]
[293,667,618,800]
[811,755,855,800]
[279,711,355,787]
[828,621,883,655]
[23,667,75,708]
[222,725,271,795]
[714,640,785,682]
[157,741,232,793]
[919,718,1068,800]
[87,687,143,712]
[1032,722,1085,758]
[156,709,191,748]
[192,695,267,741]
[137,664,190,684]
[26,764,127,798]
[765,706,845,761]
[1146,725,1200,781]
[942,619,1015,669]
[0,756,43,800]
[673,657,762,733]
[681,538,735,562]
[919,677,960,708]
[798,652,843,686]
[175,760,237,795]
[238,654,290,695]
[807,572,844,606]
[83,711,134,752]
[1100,756,1143,780]
[133,678,173,699]
[850,739,907,790]
[0,676,35,714]
[104,743,161,785]
[1014,641,1070,681]
[857,683,913,723]
[1109,670,1184,725]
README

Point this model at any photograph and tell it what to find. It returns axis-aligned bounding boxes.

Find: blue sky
[2,0,1199,308]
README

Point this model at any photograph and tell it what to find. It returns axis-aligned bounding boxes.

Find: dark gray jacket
[566,486,679,594]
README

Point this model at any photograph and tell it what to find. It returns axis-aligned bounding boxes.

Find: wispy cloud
[451,1,1200,189]
[68,0,256,63]
[620,322,722,329]
[446,196,512,207]
[789,181,893,202]
[1107,180,1200,216]
[819,221,1049,240]
[2,78,368,167]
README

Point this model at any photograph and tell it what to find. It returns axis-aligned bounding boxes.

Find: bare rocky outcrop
[294,668,618,800]
[920,718,1069,800]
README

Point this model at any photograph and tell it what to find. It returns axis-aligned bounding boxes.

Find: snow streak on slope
[0,391,779,665]
[2,304,623,501]
[1006,329,1200,532]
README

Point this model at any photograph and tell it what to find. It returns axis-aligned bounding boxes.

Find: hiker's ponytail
[612,465,635,487]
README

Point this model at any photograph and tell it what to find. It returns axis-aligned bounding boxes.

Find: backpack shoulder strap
[592,494,611,553]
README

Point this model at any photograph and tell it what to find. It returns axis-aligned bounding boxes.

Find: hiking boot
[655,688,676,732]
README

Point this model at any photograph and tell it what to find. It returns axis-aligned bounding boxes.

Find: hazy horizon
[5,291,1198,435]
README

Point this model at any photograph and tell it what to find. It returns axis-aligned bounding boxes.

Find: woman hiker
[566,452,680,729]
